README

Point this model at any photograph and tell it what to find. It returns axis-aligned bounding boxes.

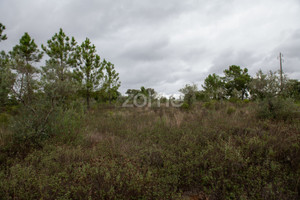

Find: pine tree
[74,38,103,109]
[102,60,121,104]
[10,32,43,105]
[0,23,15,107]
[223,65,251,100]
[202,73,224,99]
[41,28,78,105]
[0,51,15,107]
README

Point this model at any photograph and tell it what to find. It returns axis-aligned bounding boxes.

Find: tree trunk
[87,90,90,110]
[109,88,112,104]
[242,89,245,100]
[25,71,31,105]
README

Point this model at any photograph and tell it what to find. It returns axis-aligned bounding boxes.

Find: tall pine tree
[41,28,78,105]
[74,38,103,109]
[102,60,121,104]
[0,23,15,107]
[223,65,251,100]
[10,32,43,105]
[0,51,15,107]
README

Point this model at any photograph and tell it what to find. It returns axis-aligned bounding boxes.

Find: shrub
[47,104,84,145]
[229,97,241,103]
[203,100,214,110]
[227,106,236,115]
[243,99,250,104]
[181,102,190,110]
[0,113,9,125]
[3,100,84,159]
[10,104,54,153]
[179,84,197,108]
[257,98,299,121]
[203,100,221,110]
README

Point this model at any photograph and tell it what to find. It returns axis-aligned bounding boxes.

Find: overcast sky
[1,0,300,95]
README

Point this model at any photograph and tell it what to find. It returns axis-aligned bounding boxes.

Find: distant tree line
[124,65,300,109]
[180,65,300,108]
[126,86,156,99]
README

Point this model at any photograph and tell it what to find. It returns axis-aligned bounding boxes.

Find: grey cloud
[273,30,300,76]
[1,0,300,95]
[118,36,170,62]
[208,50,260,75]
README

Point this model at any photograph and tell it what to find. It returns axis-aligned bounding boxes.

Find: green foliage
[227,106,236,115]
[126,89,140,96]
[101,60,121,103]
[74,38,103,109]
[139,86,156,98]
[8,104,54,157]
[0,113,10,125]
[195,90,210,102]
[47,103,84,145]
[0,23,7,42]
[223,65,251,100]
[202,65,252,100]
[0,94,84,158]
[203,100,214,110]
[203,100,221,110]
[202,73,224,99]
[179,84,198,108]
[243,99,250,104]
[284,79,300,100]
[42,28,77,67]
[256,98,299,121]
[124,87,157,105]
[181,102,190,110]
[228,96,241,103]
[249,70,285,100]
[41,28,78,106]
[159,96,168,103]
[9,33,43,105]
[0,51,15,108]
[126,87,156,98]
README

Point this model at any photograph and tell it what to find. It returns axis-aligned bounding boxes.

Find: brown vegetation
[0,101,299,199]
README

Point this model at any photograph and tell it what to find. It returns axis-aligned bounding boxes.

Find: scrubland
[0,100,299,199]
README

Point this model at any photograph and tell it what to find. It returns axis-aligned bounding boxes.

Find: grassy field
[0,101,300,199]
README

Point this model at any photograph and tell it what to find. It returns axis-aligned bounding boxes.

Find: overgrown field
[0,101,300,199]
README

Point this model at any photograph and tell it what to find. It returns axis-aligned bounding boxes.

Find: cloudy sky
[1,0,300,95]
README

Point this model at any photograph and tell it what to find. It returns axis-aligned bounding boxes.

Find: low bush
[180,102,190,110]
[0,101,85,165]
[227,106,236,115]
[257,98,299,121]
